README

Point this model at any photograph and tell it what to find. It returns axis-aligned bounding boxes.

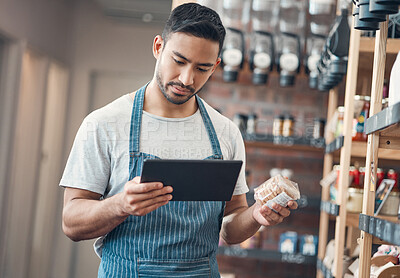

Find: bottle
[221,28,245,82]
[273,115,284,136]
[352,95,370,142]
[388,51,400,107]
[306,35,326,88]
[249,31,274,84]
[277,33,301,87]
[282,115,295,137]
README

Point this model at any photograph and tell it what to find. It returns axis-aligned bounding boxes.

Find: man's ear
[153,35,164,59]
[211,57,222,74]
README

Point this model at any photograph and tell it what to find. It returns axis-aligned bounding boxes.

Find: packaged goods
[254,174,300,209]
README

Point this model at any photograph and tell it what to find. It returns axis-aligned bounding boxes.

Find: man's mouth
[171,85,192,96]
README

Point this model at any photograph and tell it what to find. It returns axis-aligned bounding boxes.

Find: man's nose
[178,66,194,86]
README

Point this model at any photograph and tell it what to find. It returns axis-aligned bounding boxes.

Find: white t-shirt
[60,93,248,198]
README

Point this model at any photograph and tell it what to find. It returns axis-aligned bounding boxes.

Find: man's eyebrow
[172,51,214,67]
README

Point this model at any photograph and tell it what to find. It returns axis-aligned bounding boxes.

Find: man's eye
[197,68,208,72]
[173,58,184,65]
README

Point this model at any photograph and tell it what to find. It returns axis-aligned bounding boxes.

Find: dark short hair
[162,3,226,56]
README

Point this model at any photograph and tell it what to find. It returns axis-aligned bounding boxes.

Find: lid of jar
[348,187,364,193]
[314,117,326,123]
[223,70,239,82]
[388,191,400,197]
[354,95,371,101]
[284,114,294,120]
[274,115,285,120]
[247,113,258,119]
[252,72,268,85]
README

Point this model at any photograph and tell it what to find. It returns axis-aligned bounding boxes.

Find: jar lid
[348,187,364,193]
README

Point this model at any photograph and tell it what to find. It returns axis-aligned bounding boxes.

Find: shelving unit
[317,14,400,278]
[358,20,400,277]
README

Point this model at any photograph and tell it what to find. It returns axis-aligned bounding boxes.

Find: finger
[127,186,173,202]
[134,200,170,216]
[130,194,173,210]
[260,205,282,223]
[126,181,164,194]
[288,201,298,210]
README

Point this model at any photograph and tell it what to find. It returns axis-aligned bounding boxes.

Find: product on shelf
[388,51,400,107]
[253,174,300,208]
[221,27,245,82]
[248,31,274,85]
[352,95,370,142]
[232,113,248,133]
[246,113,258,134]
[279,231,298,254]
[282,114,295,137]
[299,234,319,256]
[313,118,326,139]
[375,178,400,216]
[273,115,284,136]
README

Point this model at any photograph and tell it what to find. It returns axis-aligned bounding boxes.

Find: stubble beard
[156,63,203,105]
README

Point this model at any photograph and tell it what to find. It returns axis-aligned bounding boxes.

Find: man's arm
[62,177,173,241]
[220,194,298,245]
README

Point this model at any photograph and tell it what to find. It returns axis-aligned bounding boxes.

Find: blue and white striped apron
[98,84,225,277]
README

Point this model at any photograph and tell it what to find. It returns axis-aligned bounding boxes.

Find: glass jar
[246,113,258,134]
[282,115,295,137]
[335,106,345,138]
[347,187,364,213]
[313,118,326,139]
[380,191,400,216]
[273,115,284,136]
[352,95,370,142]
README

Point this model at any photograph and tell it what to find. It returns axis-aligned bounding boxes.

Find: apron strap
[196,95,223,158]
[129,83,147,155]
[129,84,223,158]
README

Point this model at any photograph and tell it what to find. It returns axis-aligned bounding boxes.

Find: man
[61,3,298,277]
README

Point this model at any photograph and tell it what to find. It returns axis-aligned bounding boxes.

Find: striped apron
[98,84,225,277]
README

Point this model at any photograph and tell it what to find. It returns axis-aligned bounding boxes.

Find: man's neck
[141,80,198,118]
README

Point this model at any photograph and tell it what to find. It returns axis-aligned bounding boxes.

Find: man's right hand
[62,177,172,241]
[118,176,173,217]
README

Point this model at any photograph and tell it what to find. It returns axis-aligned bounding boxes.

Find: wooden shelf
[331,140,400,161]
[244,133,325,153]
[245,140,324,153]
[359,37,400,55]
[217,246,317,265]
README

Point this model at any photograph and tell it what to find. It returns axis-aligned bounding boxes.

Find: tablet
[140,159,243,201]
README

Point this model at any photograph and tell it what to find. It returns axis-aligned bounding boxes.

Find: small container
[313,118,326,139]
[359,167,365,188]
[352,95,370,142]
[346,188,364,213]
[282,115,295,137]
[387,169,399,191]
[379,192,400,216]
[335,106,345,138]
[246,113,258,134]
[377,168,385,187]
[273,115,284,136]
[233,113,248,133]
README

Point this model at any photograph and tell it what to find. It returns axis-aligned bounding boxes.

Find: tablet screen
[140,159,243,201]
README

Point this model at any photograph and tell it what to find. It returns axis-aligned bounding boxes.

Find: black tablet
[140,159,243,201]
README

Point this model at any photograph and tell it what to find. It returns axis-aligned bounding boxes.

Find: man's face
[154,32,221,105]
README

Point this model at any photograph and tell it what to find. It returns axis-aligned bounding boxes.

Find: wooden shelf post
[358,19,388,278]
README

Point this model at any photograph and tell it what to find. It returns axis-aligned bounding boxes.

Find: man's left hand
[252,201,298,226]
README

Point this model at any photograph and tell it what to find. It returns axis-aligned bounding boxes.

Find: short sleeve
[59,114,110,196]
[231,126,249,196]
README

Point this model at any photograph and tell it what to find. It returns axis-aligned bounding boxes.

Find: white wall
[0,0,74,63]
